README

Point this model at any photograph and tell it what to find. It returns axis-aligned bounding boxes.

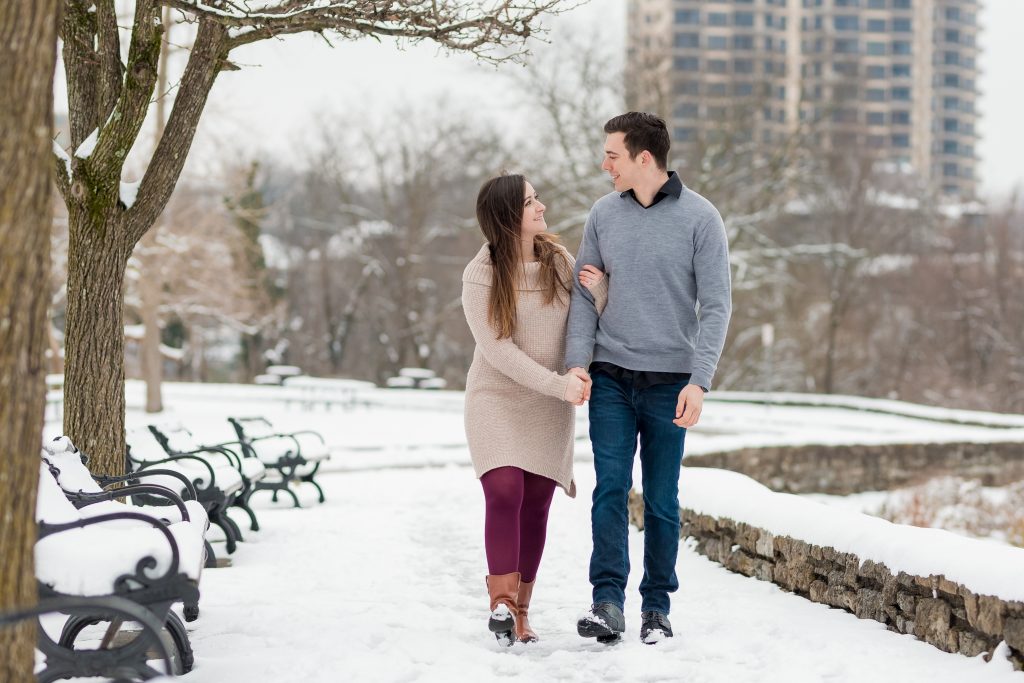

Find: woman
[462,173,606,645]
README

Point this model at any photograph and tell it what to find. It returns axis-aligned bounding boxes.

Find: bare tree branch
[158,0,578,59]
[126,17,229,240]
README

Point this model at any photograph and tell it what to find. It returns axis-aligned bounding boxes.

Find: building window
[735,83,754,97]
[893,0,911,8]
[866,88,886,102]
[709,59,729,73]
[945,29,959,44]
[835,0,859,6]
[674,81,700,95]
[708,35,729,49]
[891,110,910,125]
[892,63,911,77]
[674,56,700,70]
[943,140,959,154]
[892,134,910,148]
[867,41,886,55]
[835,38,859,54]
[868,0,886,8]
[892,41,912,55]
[675,9,700,24]
[867,135,886,148]
[943,73,960,87]
[945,7,961,21]
[832,108,858,123]
[734,59,755,74]
[943,118,959,132]
[943,51,960,65]
[866,19,886,32]
[709,83,728,96]
[834,61,858,76]
[708,12,728,26]
[734,11,755,27]
[867,65,886,79]
[891,87,910,100]
[943,162,958,177]
[867,111,886,125]
[834,16,860,31]
[943,96,959,110]
[734,35,755,50]
[675,33,700,48]
[674,128,695,142]
[674,103,699,118]
[892,18,912,32]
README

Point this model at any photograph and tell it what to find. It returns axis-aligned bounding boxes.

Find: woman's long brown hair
[475,174,572,339]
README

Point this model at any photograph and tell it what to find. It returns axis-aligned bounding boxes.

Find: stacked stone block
[627,491,1024,670]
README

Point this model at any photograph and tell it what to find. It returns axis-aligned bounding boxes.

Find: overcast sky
[60,0,1024,200]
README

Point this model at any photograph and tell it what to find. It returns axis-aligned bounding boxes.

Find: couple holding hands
[461,112,732,646]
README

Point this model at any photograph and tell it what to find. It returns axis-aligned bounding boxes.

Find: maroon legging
[480,466,556,583]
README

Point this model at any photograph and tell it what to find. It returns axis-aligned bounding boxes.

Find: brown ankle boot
[515,579,538,643]
[486,572,520,644]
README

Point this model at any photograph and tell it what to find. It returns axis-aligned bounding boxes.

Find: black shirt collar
[620,171,683,208]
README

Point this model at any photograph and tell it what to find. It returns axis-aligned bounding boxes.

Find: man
[566,112,732,644]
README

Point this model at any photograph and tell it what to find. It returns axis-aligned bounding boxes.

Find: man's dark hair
[603,112,670,170]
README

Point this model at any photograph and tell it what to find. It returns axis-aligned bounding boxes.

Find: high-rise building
[627,0,980,198]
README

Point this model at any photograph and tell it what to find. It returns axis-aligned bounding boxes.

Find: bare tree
[0,1,58,678]
[54,0,579,474]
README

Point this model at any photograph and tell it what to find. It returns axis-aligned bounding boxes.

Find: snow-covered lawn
[179,465,1020,682]
[39,382,1024,680]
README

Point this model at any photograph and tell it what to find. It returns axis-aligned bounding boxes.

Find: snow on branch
[162,0,580,58]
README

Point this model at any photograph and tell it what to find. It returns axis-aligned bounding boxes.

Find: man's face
[601,132,642,193]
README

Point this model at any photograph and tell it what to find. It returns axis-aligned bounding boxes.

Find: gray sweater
[565,183,732,390]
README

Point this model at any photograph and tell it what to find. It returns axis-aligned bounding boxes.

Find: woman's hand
[578,265,604,290]
[562,373,587,406]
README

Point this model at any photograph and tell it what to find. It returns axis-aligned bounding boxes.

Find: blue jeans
[588,371,687,614]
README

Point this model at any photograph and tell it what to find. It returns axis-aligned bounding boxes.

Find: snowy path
[186,466,1019,682]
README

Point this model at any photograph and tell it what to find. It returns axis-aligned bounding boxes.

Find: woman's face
[519,181,547,238]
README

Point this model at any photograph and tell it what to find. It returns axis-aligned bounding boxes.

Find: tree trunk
[0,0,58,678]
[140,238,164,412]
[62,208,132,476]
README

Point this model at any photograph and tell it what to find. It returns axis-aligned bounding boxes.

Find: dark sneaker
[640,611,673,644]
[577,603,626,642]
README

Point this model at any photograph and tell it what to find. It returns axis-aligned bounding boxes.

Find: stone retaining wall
[628,492,1024,670]
[686,441,1024,494]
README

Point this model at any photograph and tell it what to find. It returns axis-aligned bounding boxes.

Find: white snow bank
[681,467,1024,602]
[120,179,141,208]
[74,128,98,158]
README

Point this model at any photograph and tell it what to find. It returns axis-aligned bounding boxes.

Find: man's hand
[673,384,704,428]
[567,367,593,402]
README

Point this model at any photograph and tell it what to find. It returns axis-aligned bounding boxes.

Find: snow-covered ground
[39,382,1024,680]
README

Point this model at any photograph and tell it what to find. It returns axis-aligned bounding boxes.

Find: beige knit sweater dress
[462,244,607,498]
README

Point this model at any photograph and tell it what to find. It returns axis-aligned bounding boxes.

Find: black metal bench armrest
[38,511,181,578]
[70,484,191,523]
[95,469,199,501]
[0,595,173,672]
[178,445,242,470]
[131,454,218,489]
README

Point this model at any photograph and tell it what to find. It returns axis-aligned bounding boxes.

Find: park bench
[227,416,330,507]
[35,460,203,677]
[146,422,266,532]
[0,595,175,683]
[42,436,213,582]
[126,426,246,556]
